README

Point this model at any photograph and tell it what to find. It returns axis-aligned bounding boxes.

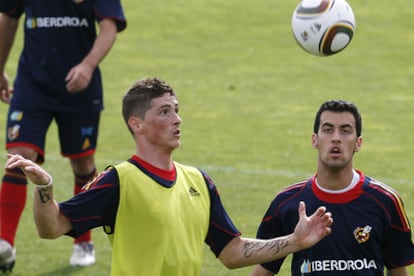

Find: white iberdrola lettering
[300,258,378,273]
[26,17,89,29]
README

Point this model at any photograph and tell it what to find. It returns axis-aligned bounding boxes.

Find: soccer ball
[291,0,356,57]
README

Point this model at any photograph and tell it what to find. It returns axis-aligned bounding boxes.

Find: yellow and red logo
[7,125,20,141]
[353,225,372,244]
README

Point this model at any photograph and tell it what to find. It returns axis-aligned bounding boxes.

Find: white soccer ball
[291,0,356,57]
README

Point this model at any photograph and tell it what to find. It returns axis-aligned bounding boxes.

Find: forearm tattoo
[37,187,52,203]
[243,239,289,258]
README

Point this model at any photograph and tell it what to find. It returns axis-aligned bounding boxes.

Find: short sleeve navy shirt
[0,0,126,111]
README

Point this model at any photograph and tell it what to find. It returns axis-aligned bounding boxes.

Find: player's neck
[316,167,355,190]
[134,149,174,171]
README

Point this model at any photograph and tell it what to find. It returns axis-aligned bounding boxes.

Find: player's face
[141,93,182,151]
[312,111,362,172]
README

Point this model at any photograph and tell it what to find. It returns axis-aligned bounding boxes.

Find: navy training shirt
[256,170,414,275]
[0,0,126,111]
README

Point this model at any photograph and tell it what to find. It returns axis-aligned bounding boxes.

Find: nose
[174,112,182,124]
[331,129,341,142]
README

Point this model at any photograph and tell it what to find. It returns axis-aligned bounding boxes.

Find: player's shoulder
[261,180,310,216]
[176,162,201,173]
[174,161,207,181]
[364,176,412,230]
[280,180,309,194]
[364,176,404,204]
[82,166,118,191]
[272,180,310,202]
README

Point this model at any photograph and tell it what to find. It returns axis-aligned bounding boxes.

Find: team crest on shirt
[82,138,91,150]
[353,225,372,243]
[10,111,23,121]
[7,125,20,141]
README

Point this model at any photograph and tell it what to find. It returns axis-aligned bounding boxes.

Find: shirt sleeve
[381,193,414,268]
[94,0,127,32]
[59,167,120,238]
[200,170,241,257]
[255,193,294,274]
[383,226,414,268]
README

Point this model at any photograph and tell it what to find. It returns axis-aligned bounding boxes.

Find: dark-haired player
[251,100,414,276]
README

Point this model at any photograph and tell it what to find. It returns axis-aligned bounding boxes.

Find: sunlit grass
[1,0,413,274]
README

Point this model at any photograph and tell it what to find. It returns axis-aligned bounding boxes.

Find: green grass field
[1,0,414,275]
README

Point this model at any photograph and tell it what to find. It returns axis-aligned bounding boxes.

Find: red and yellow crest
[353,225,372,244]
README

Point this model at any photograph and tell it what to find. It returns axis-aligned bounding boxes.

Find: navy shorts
[6,106,100,163]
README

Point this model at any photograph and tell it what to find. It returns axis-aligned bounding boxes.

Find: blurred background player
[250,100,414,276]
[0,0,126,272]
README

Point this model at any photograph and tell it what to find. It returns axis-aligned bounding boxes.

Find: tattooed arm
[218,202,332,269]
[5,154,73,238]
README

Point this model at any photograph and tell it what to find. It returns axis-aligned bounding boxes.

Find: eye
[160,108,169,115]
[321,126,333,133]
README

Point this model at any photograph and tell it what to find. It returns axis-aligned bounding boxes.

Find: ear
[127,116,143,134]
[311,133,318,149]
[354,136,363,152]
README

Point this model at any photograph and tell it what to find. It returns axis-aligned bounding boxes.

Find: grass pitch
[1,0,414,275]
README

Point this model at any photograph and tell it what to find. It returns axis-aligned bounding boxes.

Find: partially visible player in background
[0,0,126,272]
[250,100,414,276]
[5,77,333,275]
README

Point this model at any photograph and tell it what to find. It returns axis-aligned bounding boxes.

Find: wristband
[34,176,53,189]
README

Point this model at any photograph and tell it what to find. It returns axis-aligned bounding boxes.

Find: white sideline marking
[9,155,412,186]
[198,165,414,186]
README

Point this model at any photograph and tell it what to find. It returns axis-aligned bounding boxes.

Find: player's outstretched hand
[5,154,52,187]
[293,201,333,250]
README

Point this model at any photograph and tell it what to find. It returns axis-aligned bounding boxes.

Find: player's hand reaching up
[293,201,333,249]
[5,154,52,187]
